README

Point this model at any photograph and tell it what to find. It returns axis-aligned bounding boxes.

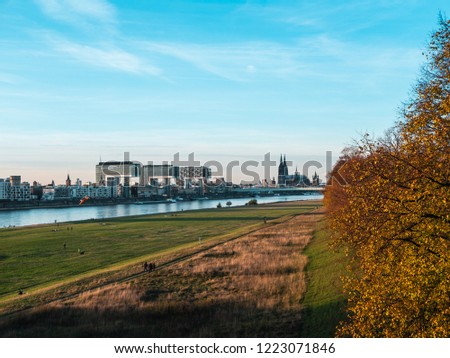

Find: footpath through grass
[300,219,348,337]
[0,202,316,304]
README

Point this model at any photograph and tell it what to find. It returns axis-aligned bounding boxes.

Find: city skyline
[1,151,321,187]
[2,1,450,184]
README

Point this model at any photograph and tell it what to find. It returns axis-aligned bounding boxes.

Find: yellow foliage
[325,17,450,337]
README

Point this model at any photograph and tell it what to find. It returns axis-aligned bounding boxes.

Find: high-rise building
[0,178,10,200]
[9,175,21,186]
[179,166,211,180]
[142,164,179,186]
[95,161,141,186]
[1,176,31,201]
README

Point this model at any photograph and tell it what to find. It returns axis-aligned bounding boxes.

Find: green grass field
[0,202,316,303]
[300,219,348,337]
[0,200,351,338]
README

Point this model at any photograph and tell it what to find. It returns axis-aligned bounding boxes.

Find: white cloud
[0,73,21,85]
[246,65,256,73]
[50,37,162,76]
[297,34,421,76]
[35,0,116,26]
[140,38,420,86]
[143,42,299,82]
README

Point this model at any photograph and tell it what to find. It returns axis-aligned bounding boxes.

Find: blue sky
[1,0,449,184]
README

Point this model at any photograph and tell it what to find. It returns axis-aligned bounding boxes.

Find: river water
[0,194,323,228]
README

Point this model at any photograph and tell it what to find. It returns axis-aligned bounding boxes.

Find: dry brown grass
[1,211,324,337]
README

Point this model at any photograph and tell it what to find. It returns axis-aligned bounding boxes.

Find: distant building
[10,176,30,201]
[95,161,141,186]
[178,166,211,196]
[142,164,179,186]
[10,176,21,186]
[277,155,311,187]
[179,166,211,180]
[0,178,9,200]
[31,182,43,200]
[0,176,31,201]
[54,186,70,199]
[312,171,320,186]
[42,182,117,201]
[70,185,114,199]
[278,155,289,186]
[106,176,120,187]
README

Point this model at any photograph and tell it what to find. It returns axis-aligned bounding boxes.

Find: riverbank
[0,201,321,310]
[0,197,166,211]
[0,201,340,337]
[0,194,323,228]
[0,189,323,212]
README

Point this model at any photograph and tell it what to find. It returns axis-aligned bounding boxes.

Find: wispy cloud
[33,1,419,84]
[235,1,412,36]
[234,2,322,29]
[34,0,116,28]
[48,36,162,76]
[143,41,300,82]
[297,34,421,76]
[0,73,22,85]
[140,37,419,85]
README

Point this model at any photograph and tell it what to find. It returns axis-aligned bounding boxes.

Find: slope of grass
[300,219,348,337]
[0,211,323,337]
[0,202,317,302]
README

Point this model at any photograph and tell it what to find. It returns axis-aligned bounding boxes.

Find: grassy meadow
[0,202,316,303]
[0,200,347,337]
[300,220,348,337]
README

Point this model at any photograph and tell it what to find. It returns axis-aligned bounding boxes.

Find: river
[0,194,323,228]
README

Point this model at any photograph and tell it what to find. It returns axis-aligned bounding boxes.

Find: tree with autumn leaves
[325,16,450,337]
